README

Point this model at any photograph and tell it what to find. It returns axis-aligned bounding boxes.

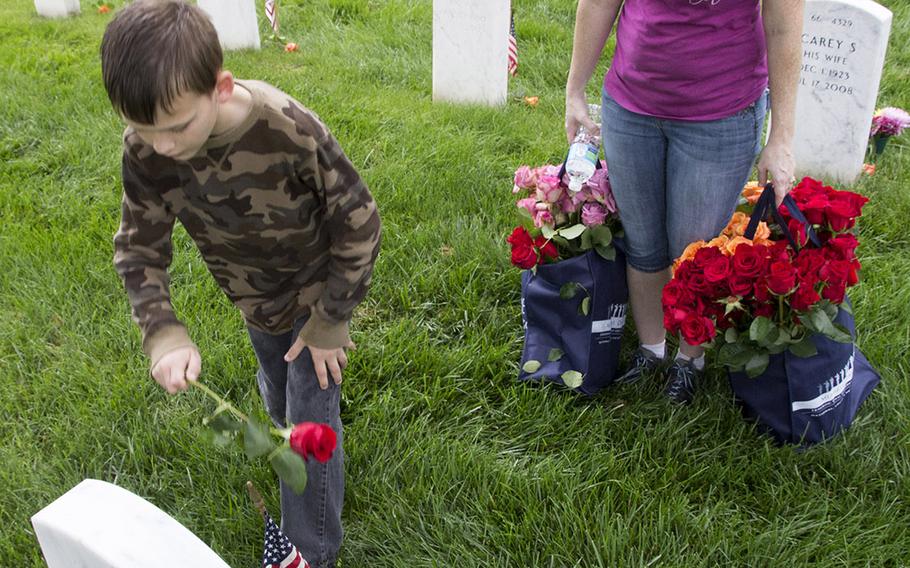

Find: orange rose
[707,235,729,251]
[751,221,770,241]
[724,212,749,237]
[673,240,706,271]
[742,181,764,205]
[725,236,752,256]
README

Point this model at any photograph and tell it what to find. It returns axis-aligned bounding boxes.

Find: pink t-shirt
[604,0,768,121]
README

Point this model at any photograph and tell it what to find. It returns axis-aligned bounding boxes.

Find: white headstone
[791,0,892,184]
[31,479,232,568]
[197,0,261,51]
[34,0,80,18]
[432,0,511,106]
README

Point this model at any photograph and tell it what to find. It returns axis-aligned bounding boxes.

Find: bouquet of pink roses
[507,161,621,270]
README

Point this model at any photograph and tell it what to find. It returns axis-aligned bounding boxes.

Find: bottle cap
[568,178,583,193]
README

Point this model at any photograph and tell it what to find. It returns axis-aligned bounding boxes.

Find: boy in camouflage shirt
[101,2,380,565]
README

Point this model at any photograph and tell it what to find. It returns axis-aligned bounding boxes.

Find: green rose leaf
[589,225,613,247]
[541,225,556,240]
[270,447,308,495]
[243,419,275,459]
[522,360,541,373]
[745,352,770,378]
[594,245,616,261]
[516,206,533,221]
[579,296,591,316]
[724,328,739,344]
[559,224,586,240]
[830,323,853,343]
[548,348,564,362]
[839,301,853,315]
[560,282,580,300]
[207,412,243,434]
[561,370,584,389]
[789,336,818,358]
[580,229,594,250]
[749,317,774,343]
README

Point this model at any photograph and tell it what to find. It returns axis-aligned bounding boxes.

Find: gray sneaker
[664,358,703,404]
[615,347,666,385]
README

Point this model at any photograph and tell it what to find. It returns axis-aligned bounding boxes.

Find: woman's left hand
[756,139,796,205]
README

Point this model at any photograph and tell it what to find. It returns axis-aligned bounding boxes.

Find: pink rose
[516,197,537,217]
[581,202,608,226]
[533,209,554,228]
[513,166,536,192]
[536,174,563,204]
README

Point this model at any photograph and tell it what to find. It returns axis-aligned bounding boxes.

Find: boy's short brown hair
[101,0,223,124]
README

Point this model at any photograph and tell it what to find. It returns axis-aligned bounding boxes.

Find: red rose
[680,312,716,346]
[800,194,830,226]
[768,240,792,264]
[662,280,695,309]
[663,307,689,334]
[510,244,537,269]
[534,236,558,262]
[795,248,827,281]
[289,422,337,463]
[822,281,847,304]
[766,261,798,295]
[791,282,821,312]
[753,278,772,303]
[692,246,725,270]
[819,259,850,288]
[731,243,768,278]
[825,199,857,232]
[728,274,755,297]
[752,302,775,318]
[703,255,732,283]
[826,233,859,261]
[506,226,533,248]
[687,272,715,296]
[788,218,808,247]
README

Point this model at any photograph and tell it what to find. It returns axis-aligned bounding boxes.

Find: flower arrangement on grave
[662,177,869,377]
[506,161,621,271]
[869,106,910,159]
[192,382,336,494]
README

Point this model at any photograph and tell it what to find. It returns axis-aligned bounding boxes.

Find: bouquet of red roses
[662,177,869,377]
[506,161,621,270]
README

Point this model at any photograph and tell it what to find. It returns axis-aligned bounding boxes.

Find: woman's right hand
[565,90,598,143]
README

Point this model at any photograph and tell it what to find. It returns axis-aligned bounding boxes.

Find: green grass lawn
[2,0,909,565]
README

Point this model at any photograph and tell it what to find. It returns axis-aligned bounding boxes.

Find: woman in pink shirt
[565,0,804,403]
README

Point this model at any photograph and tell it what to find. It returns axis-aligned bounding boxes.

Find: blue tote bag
[730,187,880,445]
[519,248,628,395]
[728,304,880,445]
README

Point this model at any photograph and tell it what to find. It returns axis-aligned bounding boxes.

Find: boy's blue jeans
[248,317,343,568]
[601,88,769,272]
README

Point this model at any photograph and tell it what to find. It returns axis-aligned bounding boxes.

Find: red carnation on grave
[289,422,337,463]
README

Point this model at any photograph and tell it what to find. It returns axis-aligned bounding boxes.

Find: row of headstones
[34,0,894,176]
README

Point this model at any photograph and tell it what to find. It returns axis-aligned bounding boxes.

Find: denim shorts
[601,88,769,272]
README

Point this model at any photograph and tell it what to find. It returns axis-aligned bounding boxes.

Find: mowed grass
[1,0,909,565]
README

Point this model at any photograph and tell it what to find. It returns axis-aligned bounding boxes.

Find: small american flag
[264,0,279,35]
[261,511,309,568]
[508,12,518,77]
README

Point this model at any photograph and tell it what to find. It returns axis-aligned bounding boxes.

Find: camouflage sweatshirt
[114,80,381,369]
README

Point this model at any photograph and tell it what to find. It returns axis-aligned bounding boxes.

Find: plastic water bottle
[565,103,602,193]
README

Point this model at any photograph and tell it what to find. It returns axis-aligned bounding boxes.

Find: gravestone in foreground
[791,0,892,184]
[31,479,232,568]
[197,0,261,51]
[34,0,80,18]
[433,0,511,106]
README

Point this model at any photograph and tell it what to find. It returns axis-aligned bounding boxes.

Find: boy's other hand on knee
[285,337,352,390]
[151,346,202,394]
